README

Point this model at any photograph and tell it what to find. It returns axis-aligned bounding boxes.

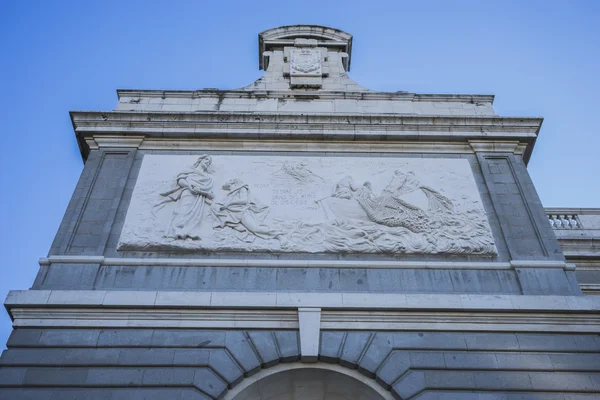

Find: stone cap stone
[258,25,353,71]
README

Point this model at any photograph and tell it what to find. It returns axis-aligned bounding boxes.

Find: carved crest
[290,50,321,75]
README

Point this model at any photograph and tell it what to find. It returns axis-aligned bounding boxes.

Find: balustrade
[548,214,580,229]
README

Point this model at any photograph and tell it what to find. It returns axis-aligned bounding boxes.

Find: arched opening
[225,363,393,400]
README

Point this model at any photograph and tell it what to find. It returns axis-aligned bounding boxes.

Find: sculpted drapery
[120,156,496,255]
[212,178,274,240]
[156,155,214,240]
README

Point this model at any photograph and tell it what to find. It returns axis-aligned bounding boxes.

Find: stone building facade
[1,25,599,399]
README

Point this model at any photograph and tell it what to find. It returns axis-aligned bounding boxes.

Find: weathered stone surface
[3,23,599,399]
[119,155,496,255]
[1,329,600,397]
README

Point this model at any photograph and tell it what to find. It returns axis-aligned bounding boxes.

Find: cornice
[116,89,496,103]
[6,290,600,333]
[71,110,541,127]
[580,283,600,295]
[70,110,541,163]
[8,307,600,333]
[10,290,598,312]
[82,138,530,159]
[545,207,600,215]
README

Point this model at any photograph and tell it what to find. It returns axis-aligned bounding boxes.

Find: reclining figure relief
[211,178,281,241]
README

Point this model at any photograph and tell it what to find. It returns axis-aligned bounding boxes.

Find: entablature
[70,110,542,162]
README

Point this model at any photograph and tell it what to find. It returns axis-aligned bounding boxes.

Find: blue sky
[0,0,598,347]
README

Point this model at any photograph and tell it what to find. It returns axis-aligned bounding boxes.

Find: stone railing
[547,213,580,229]
[546,208,600,230]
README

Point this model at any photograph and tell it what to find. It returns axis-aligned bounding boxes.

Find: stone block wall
[2,328,599,399]
[49,149,136,256]
[36,149,576,295]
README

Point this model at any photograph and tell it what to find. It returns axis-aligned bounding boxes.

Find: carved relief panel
[118,155,497,255]
[290,49,322,76]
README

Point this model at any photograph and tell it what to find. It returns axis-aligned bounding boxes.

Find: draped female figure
[155,155,215,240]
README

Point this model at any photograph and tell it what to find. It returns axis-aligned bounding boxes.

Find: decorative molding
[560,245,600,259]
[71,111,541,162]
[565,263,577,271]
[566,259,600,270]
[9,308,298,329]
[7,306,600,333]
[85,138,99,150]
[71,111,542,135]
[6,289,599,331]
[513,142,528,155]
[39,255,574,270]
[320,310,600,333]
[7,290,600,312]
[137,139,475,154]
[39,256,105,265]
[509,260,570,269]
[116,89,495,103]
[468,140,521,153]
[92,136,145,148]
[83,137,532,157]
[545,207,600,215]
[581,284,600,295]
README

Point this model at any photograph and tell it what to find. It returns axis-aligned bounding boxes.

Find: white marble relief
[290,49,321,76]
[118,155,497,255]
[153,155,215,240]
[271,161,325,184]
[212,178,282,241]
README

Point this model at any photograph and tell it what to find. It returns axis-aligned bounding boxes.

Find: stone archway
[224,363,394,400]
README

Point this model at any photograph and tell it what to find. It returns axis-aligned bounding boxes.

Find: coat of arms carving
[290,49,322,76]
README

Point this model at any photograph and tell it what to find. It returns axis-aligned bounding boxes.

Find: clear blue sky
[1,0,599,347]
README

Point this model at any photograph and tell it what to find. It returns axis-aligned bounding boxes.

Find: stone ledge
[38,256,573,270]
[6,290,600,312]
[581,284,600,295]
[71,111,542,132]
[6,304,600,332]
[116,89,495,103]
[86,138,534,156]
